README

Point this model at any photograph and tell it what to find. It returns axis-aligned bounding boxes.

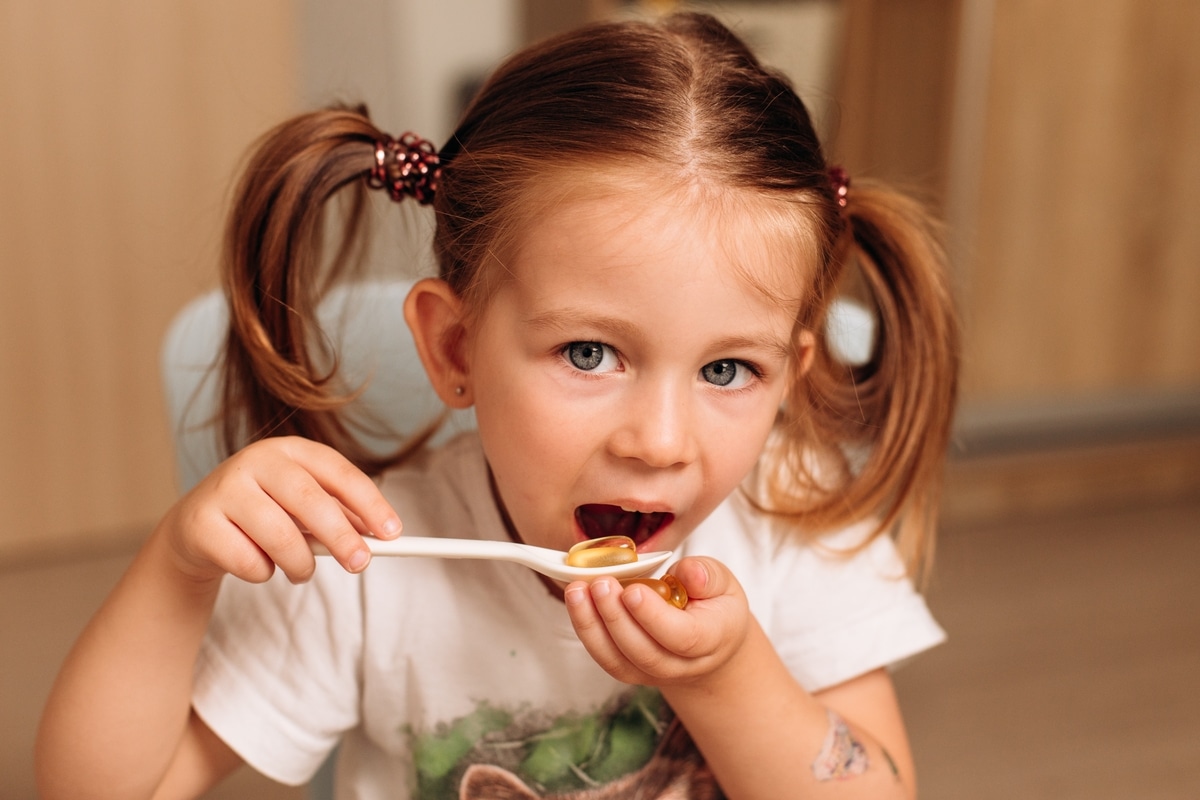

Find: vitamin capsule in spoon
[566,535,638,568]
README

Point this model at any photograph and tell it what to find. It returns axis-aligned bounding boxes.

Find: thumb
[670,555,737,602]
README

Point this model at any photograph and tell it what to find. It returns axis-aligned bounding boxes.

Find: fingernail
[348,549,371,572]
[591,579,611,598]
[380,518,401,538]
[623,585,643,608]
[564,586,586,606]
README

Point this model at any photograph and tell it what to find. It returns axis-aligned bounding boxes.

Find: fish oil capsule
[619,575,688,609]
[566,535,638,568]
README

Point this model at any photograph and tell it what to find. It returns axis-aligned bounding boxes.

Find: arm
[35,437,401,799]
[36,529,232,799]
[564,557,915,800]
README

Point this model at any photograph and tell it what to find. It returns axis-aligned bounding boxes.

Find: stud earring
[454,386,465,396]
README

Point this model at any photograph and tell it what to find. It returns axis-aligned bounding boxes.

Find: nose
[608,378,698,468]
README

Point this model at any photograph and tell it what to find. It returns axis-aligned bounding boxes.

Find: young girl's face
[465,176,812,557]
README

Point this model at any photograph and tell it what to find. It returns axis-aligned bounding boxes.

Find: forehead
[503,168,820,308]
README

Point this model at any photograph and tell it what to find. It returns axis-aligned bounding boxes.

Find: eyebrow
[525,309,795,362]
[708,334,795,363]
[525,309,638,338]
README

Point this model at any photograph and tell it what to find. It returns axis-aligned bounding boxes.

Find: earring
[454,386,465,396]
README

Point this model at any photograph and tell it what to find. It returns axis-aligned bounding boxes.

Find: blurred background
[2,0,1197,797]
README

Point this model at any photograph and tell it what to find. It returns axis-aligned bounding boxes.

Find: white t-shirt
[193,433,944,798]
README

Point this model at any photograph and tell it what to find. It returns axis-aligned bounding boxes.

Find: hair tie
[828,166,850,208]
[369,132,441,205]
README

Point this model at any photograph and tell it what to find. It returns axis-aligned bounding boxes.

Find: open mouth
[575,504,673,547]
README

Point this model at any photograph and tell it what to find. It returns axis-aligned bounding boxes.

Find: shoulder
[376,431,493,537]
[683,491,893,578]
[686,494,945,692]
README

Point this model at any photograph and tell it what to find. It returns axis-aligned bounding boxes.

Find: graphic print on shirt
[405,686,724,799]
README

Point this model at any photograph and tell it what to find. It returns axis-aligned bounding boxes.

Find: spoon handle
[306,535,552,562]
[306,535,672,581]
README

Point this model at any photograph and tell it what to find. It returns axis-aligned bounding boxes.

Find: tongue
[575,504,670,545]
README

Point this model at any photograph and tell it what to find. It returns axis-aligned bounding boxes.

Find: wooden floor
[894,498,1200,799]
[3,494,1198,798]
[0,550,304,800]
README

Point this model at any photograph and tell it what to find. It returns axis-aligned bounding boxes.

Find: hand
[563,556,752,688]
[159,436,402,585]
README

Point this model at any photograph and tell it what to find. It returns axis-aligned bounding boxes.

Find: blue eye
[565,342,617,372]
[701,359,752,388]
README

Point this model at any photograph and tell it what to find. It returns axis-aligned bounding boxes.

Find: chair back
[160,279,474,491]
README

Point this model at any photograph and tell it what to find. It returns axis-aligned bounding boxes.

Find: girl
[37,11,958,800]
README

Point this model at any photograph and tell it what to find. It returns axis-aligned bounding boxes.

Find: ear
[404,278,474,408]
[794,329,817,377]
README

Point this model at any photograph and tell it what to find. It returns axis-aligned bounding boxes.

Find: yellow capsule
[566,536,638,568]
[619,575,688,609]
[570,535,636,554]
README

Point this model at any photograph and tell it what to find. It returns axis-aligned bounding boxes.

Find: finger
[256,463,370,576]
[280,438,402,540]
[176,501,277,584]
[563,580,616,651]
[218,531,276,584]
[223,482,324,582]
[336,500,372,538]
[589,578,683,677]
[244,437,397,573]
[619,579,712,661]
[671,556,721,600]
[284,499,370,539]
[623,558,741,659]
[564,580,644,682]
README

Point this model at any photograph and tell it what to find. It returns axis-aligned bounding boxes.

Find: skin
[35,177,917,799]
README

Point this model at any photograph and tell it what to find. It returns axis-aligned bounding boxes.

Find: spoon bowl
[309,535,672,582]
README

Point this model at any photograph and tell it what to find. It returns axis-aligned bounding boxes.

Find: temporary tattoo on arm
[811,709,870,781]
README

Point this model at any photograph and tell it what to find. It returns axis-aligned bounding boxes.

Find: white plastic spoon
[308,535,672,582]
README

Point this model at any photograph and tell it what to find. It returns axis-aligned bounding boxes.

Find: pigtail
[218,106,417,471]
[773,181,960,581]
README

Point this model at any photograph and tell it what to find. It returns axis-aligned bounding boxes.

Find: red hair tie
[369,132,441,205]
[828,166,850,208]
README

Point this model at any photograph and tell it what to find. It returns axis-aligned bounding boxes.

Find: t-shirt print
[405,686,724,799]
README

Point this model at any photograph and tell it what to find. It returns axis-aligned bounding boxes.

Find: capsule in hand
[566,535,638,568]
[619,574,688,609]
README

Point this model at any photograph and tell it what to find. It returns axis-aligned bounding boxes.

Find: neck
[487,463,566,601]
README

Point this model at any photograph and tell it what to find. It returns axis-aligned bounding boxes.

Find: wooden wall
[964,1,1200,403]
[836,0,1200,412]
[833,0,961,206]
[0,2,298,564]
[835,0,1200,520]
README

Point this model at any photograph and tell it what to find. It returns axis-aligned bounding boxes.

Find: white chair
[161,278,475,492]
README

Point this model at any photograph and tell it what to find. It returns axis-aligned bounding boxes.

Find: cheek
[468,324,596,447]
[471,343,556,434]
[703,394,783,482]
[469,353,583,485]
[719,422,773,482]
